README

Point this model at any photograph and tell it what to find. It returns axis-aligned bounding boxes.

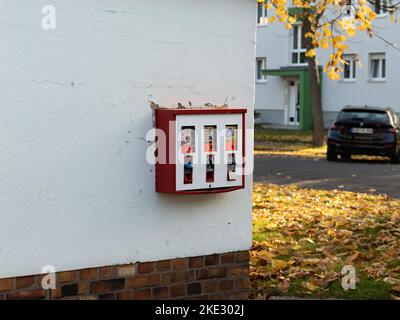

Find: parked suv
[327,106,400,163]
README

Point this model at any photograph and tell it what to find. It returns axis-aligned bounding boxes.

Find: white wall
[0,0,256,278]
[256,23,288,111]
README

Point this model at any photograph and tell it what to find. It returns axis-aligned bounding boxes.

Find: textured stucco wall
[0,0,256,278]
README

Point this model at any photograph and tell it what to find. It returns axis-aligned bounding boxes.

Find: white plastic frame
[175,114,244,191]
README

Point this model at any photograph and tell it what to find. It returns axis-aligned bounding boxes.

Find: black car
[327,106,400,163]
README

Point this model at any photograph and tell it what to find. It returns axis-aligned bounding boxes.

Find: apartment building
[255,1,400,129]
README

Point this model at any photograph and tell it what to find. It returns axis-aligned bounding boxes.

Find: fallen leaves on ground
[254,126,326,158]
[254,127,391,160]
[251,183,400,299]
[254,143,326,158]
[254,127,317,144]
[254,142,390,161]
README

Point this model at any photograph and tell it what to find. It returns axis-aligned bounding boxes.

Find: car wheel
[327,146,338,161]
[390,146,400,164]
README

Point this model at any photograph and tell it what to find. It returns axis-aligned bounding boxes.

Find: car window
[337,110,390,124]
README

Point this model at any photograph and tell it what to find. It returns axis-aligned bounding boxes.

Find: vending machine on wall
[155,108,246,194]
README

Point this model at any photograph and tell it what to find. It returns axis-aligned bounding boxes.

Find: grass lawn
[251,183,400,300]
[254,125,317,144]
[254,125,327,158]
[254,125,389,160]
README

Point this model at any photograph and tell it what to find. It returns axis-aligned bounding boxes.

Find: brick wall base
[0,251,249,300]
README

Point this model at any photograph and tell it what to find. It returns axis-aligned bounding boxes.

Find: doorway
[287,80,300,126]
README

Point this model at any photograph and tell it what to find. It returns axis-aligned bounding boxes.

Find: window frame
[369,53,387,82]
[373,0,389,17]
[342,54,357,82]
[256,57,267,83]
[290,24,307,66]
[257,1,268,26]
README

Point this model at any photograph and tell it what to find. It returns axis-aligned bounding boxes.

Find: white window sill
[257,23,268,28]
[289,63,308,67]
[341,79,356,83]
[256,80,268,84]
[369,78,387,83]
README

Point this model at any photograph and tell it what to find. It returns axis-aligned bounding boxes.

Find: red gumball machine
[154,107,246,194]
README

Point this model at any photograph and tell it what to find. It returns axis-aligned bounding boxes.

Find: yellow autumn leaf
[333,35,347,43]
[391,285,400,293]
[366,8,377,20]
[302,281,319,292]
[347,27,356,37]
[358,24,367,31]
[320,38,329,49]
[328,69,340,80]
[299,237,315,244]
[305,49,316,58]
[271,259,289,270]
[292,244,302,250]
[322,24,332,37]
[305,32,314,38]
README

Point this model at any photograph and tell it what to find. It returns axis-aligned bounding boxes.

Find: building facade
[0,0,255,300]
[255,1,400,129]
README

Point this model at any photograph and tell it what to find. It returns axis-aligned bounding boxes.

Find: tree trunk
[303,20,325,147]
[308,57,325,147]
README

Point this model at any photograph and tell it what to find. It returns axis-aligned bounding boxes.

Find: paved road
[254,155,400,198]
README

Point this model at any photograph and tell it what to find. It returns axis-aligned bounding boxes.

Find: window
[337,110,390,125]
[343,54,357,80]
[291,25,306,64]
[373,0,388,16]
[256,57,267,82]
[257,1,268,25]
[369,53,386,80]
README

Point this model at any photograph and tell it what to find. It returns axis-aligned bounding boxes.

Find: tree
[258,0,398,146]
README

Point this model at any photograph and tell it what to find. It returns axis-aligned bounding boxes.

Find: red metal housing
[155,108,246,194]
